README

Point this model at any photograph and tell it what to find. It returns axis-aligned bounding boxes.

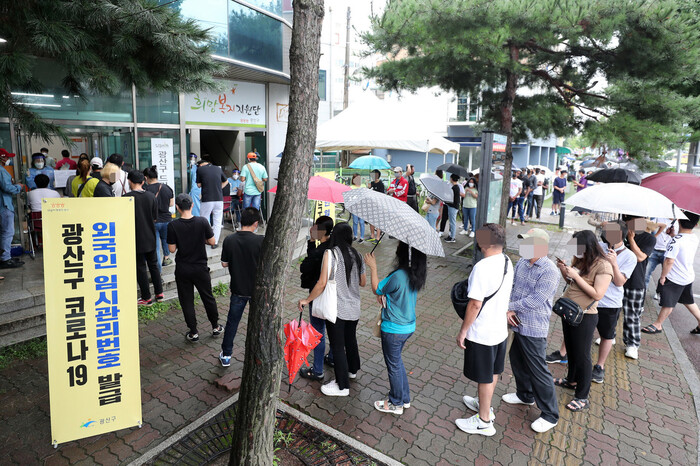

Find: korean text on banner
[43,198,141,446]
[184,80,266,128]
[313,171,336,230]
[151,138,175,213]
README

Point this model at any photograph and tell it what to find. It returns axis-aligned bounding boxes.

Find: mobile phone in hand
[511,314,522,326]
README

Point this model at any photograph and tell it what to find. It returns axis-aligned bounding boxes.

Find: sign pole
[474,131,494,264]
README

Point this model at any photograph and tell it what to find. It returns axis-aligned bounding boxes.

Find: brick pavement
[0,223,698,465]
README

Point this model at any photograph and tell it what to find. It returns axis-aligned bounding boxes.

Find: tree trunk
[228,1,324,464]
[498,44,519,228]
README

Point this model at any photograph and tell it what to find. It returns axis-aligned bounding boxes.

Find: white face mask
[468,183,474,188]
[574,253,584,259]
[519,244,536,260]
[232,174,239,180]
[34,161,45,169]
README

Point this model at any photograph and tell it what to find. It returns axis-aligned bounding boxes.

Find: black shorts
[596,307,621,340]
[659,280,695,308]
[463,338,507,384]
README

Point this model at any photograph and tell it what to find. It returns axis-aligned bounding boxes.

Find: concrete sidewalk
[0,223,698,465]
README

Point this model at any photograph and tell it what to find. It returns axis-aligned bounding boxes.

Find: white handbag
[312,249,338,323]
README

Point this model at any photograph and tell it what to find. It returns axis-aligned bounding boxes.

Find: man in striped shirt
[505,228,560,433]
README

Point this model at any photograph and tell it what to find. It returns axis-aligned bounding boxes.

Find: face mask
[574,252,584,259]
[468,183,474,188]
[519,244,536,260]
[232,174,239,180]
[394,172,401,178]
[34,161,45,169]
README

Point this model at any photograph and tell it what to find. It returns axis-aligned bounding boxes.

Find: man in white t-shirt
[645,212,700,334]
[26,174,61,211]
[644,217,676,293]
[530,168,545,219]
[455,223,514,437]
[508,171,523,225]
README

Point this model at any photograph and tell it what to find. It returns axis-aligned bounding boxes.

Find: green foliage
[138,301,173,322]
[0,337,47,370]
[273,430,295,447]
[0,0,223,143]
[213,282,229,297]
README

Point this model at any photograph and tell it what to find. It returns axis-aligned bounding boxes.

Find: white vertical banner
[150,138,175,212]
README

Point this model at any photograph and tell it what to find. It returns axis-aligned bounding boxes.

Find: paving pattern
[0,222,698,465]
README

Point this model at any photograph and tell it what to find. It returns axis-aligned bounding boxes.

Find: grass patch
[138,301,176,322]
[0,337,48,370]
[213,282,229,297]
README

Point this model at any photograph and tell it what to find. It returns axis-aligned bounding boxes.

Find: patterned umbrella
[342,188,445,257]
[284,312,322,388]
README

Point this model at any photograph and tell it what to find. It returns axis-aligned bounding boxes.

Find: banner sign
[184,80,266,128]
[150,138,175,213]
[43,198,141,446]
[312,171,337,238]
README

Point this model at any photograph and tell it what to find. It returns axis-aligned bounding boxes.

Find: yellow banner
[43,198,141,446]
[313,171,337,228]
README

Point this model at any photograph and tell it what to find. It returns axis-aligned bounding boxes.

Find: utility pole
[328,5,333,120]
[343,6,351,110]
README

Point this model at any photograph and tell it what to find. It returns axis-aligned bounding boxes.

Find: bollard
[559,203,566,229]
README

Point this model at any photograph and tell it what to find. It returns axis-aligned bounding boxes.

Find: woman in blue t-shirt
[364,242,426,415]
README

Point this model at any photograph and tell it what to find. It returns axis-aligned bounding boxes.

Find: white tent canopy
[316,94,460,172]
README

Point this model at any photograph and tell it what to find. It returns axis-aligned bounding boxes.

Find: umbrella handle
[299,308,304,326]
[370,232,385,254]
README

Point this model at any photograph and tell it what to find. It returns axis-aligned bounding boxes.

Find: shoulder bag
[451,252,508,320]
[247,163,265,193]
[312,249,338,323]
[552,283,595,327]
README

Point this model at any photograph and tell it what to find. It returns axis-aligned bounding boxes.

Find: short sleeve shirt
[144,182,174,222]
[197,164,227,202]
[376,269,417,334]
[466,253,514,346]
[597,244,638,308]
[625,232,657,290]
[509,178,522,197]
[167,217,213,267]
[241,162,268,196]
[563,258,613,313]
[665,233,699,286]
[327,247,365,321]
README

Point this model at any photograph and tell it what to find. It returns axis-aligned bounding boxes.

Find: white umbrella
[342,188,445,257]
[419,173,453,203]
[565,184,687,220]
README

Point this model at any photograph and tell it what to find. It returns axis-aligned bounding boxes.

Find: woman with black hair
[364,242,427,415]
[553,230,612,412]
[298,222,366,397]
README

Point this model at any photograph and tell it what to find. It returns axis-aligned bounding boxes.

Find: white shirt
[653,218,676,251]
[509,178,522,198]
[532,174,545,195]
[111,169,131,197]
[27,188,61,211]
[665,233,699,286]
[598,242,637,308]
[466,253,514,346]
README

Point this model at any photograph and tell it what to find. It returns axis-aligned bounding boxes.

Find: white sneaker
[348,372,357,379]
[459,225,464,230]
[320,380,349,397]
[469,232,475,237]
[403,402,411,409]
[531,417,558,433]
[374,400,403,415]
[594,337,615,345]
[459,230,469,235]
[653,293,660,301]
[438,232,444,238]
[502,393,535,406]
[625,346,639,360]
[455,414,496,436]
[462,395,495,421]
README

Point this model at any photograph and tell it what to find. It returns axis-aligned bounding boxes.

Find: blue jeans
[509,197,524,222]
[155,222,170,271]
[447,206,458,239]
[308,301,327,375]
[381,331,413,406]
[644,249,665,290]
[242,193,261,210]
[221,294,250,357]
[0,206,14,261]
[352,213,365,239]
[525,193,534,217]
[230,197,241,224]
[462,207,476,231]
[425,211,439,229]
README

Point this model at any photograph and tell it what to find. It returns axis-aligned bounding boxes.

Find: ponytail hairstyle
[143,165,159,180]
[328,222,362,286]
[393,241,427,292]
[77,158,91,182]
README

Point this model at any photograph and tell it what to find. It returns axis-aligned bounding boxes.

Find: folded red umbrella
[283,311,322,388]
[269,175,351,203]
[641,172,700,215]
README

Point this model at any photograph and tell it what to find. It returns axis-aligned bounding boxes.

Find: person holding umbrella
[364,242,427,415]
[367,169,385,242]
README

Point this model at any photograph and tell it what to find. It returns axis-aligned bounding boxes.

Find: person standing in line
[218,207,265,367]
[350,174,366,243]
[387,166,408,203]
[460,177,478,237]
[551,170,567,216]
[456,224,514,436]
[227,169,242,228]
[143,166,175,268]
[508,170,523,225]
[504,228,560,433]
[167,194,223,343]
[643,212,700,335]
[40,147,56,168]
[240,151,268,210]
[124,170,164,306]
[26,174,60,211]
[621,215,657,359]
[0,149,23,269]
[64,153,90,197]
[644,217,675,298]
[55,149,77,170]
[365,242,427,415]
[298,223,366,397]
[367,169,385,242]
[71,158,100,197]
[93,162,117,198]
[531,168,545,220]
[404,164,419,212]
[444,174,463,243]
[518,170,530,223]
[197,158,228,248]
[525,168,537,219]
[553,231,612,412]
[299,216,335,380]
[574,169,588,192]
[591,221,637,384]
[107,153,131,197]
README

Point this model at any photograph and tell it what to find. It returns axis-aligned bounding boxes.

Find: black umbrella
[436,163,469,178]
[587,168,642,185]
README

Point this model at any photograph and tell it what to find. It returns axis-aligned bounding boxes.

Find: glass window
[228,4,284,71]
[138,129,183,194]
[0,123,11,151]
[176,0,229,56]
[136,90,179,124]
[318,70,327,101]
[238,0,282,15]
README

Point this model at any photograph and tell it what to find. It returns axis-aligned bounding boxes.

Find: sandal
[566,398,589,412]
[691,326,700,335]
[374,400,404,414]
[642,324,662,334]
[553,378,576,390]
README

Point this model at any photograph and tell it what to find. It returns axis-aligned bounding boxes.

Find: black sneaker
[445,237,456,243]
[324,354,335,368]
[0,260,22,269]
[186,332,199,342]
[546,350,568,364]
[212,325,223,336]
[299,366,324,381]
[592,364,604,384]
